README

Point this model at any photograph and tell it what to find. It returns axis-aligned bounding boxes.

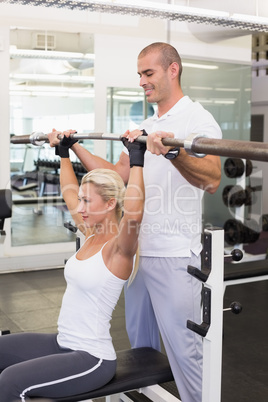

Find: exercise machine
[20,228,240,402]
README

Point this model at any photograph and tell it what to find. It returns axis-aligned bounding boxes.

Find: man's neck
[157,92,184,118]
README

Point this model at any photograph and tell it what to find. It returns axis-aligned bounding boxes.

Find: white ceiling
[0,0,268,32]
[4,0,265,97]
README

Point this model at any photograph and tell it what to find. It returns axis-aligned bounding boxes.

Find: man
[49,42,222,402]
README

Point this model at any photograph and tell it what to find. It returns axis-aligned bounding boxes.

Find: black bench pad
[0,189,12,220]
[32,347,174,402]
[225,259,268,281]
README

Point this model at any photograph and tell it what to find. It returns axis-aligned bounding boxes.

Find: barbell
[10,131,268,162]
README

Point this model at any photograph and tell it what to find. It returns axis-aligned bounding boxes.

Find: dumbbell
[222,185,258,207]
[224,158,253,178]
[222,185,246,207]
[224,218,260,245]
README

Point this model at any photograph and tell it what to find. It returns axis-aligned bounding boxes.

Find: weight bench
[30,347,176,402]
[12,182,38,192]
[0,189,12,243]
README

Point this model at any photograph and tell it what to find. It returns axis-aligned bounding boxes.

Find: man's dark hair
[138,42,183,84]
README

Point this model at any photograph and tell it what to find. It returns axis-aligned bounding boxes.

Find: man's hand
[47,128,61,148]
[47,129,77,148]
[146,131,175,156]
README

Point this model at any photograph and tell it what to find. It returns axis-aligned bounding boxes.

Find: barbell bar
[10,131,268,162]
[12,196,65,206]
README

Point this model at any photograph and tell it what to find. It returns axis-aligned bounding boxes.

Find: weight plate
[246,160,253,176]
[224,158,244,178]
[224,219,245,245]
[222,185,246,207]
[243,219,260,243]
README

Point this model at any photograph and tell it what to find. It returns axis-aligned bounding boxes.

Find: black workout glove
[55,135,78,158]
[122,130,147,168]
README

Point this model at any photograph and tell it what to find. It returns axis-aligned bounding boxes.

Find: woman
[0,129,145,401]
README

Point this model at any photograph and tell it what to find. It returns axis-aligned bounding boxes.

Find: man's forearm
[172,149,221,194]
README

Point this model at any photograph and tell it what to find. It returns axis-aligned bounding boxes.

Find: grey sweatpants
[124,254,203,402]
[0,333,116,401]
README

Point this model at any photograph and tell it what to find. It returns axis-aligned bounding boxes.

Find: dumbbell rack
[223,158,264,262]
[233,158,245,251]
[187,228,243,402]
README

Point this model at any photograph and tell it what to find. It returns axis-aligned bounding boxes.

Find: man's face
[137,51,171,105]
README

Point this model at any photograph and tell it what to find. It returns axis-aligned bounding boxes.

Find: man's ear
[169,62,179,79]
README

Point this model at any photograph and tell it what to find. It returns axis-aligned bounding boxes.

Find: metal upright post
[201,228,224,402]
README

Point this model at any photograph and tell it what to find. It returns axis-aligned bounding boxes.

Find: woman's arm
[47,130,88,235]
[47,128,131,184]
[71,142,131,184]
[116,165,145,258]
[114,134,146,259]
[59,158,87,235]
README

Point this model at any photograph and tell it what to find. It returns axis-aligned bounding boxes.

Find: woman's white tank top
[57,237,126,360]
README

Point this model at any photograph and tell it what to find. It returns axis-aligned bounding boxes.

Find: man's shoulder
[171,96,207,119]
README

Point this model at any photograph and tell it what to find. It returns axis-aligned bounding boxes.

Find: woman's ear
[107,198,117,211]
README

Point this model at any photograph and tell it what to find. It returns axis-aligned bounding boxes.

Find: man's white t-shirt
[126,96,222,258]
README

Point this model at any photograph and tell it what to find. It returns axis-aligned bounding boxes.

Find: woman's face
[77,183,110,228]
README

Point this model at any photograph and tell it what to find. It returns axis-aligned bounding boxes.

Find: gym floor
[0,267,268,401]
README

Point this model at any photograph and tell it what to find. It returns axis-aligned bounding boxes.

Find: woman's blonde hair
[128,247,140,287]
[81,168,140,285]
[81,168,125,222]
